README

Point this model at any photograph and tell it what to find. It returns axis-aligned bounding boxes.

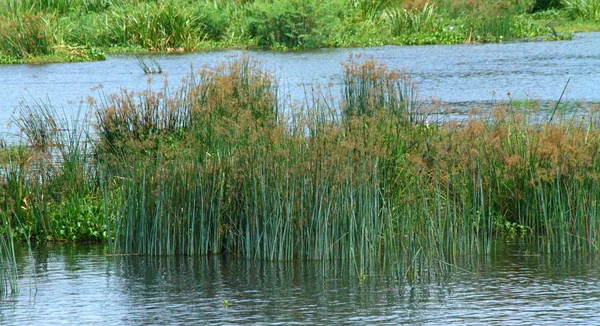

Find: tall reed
[5,99,106,242]
[94,56,495,278]
[0,145,27,296]
[562,0,600,20]
[61,0,230,51]
[0,13,53,59]
[383,3,440,35]
[5,55,600,281]
[0,205,18,297]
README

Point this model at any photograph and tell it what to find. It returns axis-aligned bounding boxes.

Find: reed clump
[4,56,600,281]
[0,13,54,59]
[1,100,108,243]
[93,56,600,272]
[60,0,230,52]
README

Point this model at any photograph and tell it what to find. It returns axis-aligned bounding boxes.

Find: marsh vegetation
[0,0,599,63]
[2,55,600,298]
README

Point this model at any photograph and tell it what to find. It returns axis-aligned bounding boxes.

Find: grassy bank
[1,0,599,63]
[2,56,600,286]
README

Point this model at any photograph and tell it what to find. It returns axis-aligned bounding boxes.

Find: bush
[530,0,562,12]
[246,0,337,49]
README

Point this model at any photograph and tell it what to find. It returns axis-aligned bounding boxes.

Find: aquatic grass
[245,0,342,49]
[108,1,204,51]
[341,56,421,123]
[0,146,31,296]
[92,57,600,281]
[93,84,191,163]
[4,98,107,242]
[383,3,440,35]
[0,0,112,15]
[426,0,548,42]
[109,157,225,255]
[0,223,18,298]
[136,56,162,74]
[6,55,600,282]
[352,0,394,21]
[438,108,600,253]
[0,13,54,59]
[0,187,18,297]
[562,0,600,20]
[93,56,277,166]
[98,57,489,279]
[60,0,232,51]
[0,0,592,63]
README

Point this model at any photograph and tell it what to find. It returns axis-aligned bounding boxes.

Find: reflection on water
[2,241,600,325]
[2,33,600,140]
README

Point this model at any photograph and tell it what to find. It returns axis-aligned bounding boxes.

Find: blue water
[2,242,600,325]
[2,32,600,140]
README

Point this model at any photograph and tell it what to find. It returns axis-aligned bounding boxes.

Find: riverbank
[1,0,599,64]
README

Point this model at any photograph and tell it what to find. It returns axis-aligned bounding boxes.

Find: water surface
[2,242,600,325]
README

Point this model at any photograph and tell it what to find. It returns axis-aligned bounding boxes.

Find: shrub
[246,0,337,49]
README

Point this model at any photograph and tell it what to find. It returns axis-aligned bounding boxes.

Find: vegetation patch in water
[2,56,600,285]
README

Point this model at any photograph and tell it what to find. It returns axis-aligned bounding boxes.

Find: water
[2,242,600,325]
[2,32,600,140]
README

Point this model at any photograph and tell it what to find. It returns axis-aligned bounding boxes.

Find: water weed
[136,56,163,74]
[4,56,600,281]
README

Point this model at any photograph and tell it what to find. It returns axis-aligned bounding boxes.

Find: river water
[1,32,600,140]
[2,242,600,325]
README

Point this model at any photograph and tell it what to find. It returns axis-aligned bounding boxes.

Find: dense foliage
[1,0,598,63]
[2,56,600,292]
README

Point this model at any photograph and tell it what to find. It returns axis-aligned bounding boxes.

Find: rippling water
[2,32,600,140]
[2,242,600,325]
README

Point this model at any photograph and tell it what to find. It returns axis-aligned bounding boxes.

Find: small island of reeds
[2,55,600,296]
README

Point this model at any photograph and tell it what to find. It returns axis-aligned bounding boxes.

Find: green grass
[562,0,600,20]
[1,0,600,63]
[3,56,600,282]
